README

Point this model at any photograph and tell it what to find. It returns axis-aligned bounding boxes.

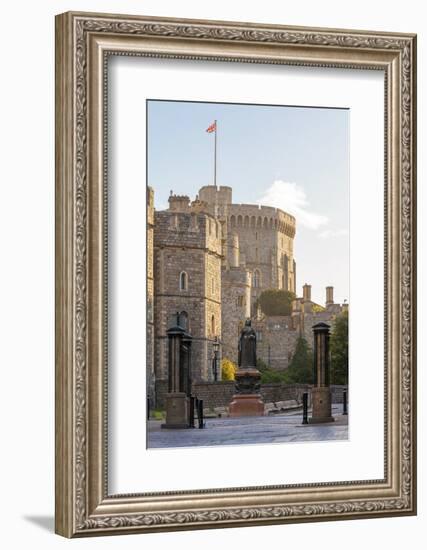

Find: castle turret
[228,231,240,268]
[198,185,232,206]
[168,193,190,212]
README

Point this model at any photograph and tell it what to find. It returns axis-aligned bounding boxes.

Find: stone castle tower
[196,185,296,363]
[147,187,155,402]
[153,194,222,389]
[197,185,296,302]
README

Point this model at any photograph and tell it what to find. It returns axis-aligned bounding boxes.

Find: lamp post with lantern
[212,336,220,381]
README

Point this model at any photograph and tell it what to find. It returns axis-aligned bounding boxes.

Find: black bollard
[147,397,150,421]
[302,392,308,425]
[189,396,195,428]
[343,391,348,415]
[198,399,205,429]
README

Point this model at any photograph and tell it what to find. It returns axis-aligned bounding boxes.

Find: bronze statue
[229,318,264,414]
[238,319,257,368]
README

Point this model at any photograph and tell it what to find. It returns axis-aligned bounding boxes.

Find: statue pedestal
[161,392,189,429]
[229,394,265,417]
[308,387,334,424]
[228,368,265,417]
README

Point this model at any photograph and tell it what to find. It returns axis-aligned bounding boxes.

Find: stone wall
[254,316,299,370]
[155,380,347,410]
[146,187,155,403]
[260,383,311,404]
[221,266,251,363]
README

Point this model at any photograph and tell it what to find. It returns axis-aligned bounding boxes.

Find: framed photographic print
[55,11,417,537]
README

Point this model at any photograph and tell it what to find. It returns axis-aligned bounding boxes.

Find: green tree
[283,337,313,384]
[221,358,237,381]
[256,357,286,383]
[330,310,349,384]
[257,289,295,317]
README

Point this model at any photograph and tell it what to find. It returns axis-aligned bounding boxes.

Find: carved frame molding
[55,11,416,537]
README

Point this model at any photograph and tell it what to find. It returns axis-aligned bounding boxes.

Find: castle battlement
[228,204,295,238]
[154,210,222,256]
[231,203,295,222]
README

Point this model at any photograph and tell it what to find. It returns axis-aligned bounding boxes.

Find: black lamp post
[212,336,220,381]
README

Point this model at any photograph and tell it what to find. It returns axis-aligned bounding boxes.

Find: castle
[147,185,347,404]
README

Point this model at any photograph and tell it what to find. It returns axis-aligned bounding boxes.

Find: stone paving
[147,405,348,449]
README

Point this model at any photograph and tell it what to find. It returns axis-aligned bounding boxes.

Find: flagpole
[214,119,217,187]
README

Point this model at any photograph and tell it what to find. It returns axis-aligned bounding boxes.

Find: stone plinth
[228,368,264,417]
[162,392,189,429]
[308,387,334,424]
[229,394,265,417]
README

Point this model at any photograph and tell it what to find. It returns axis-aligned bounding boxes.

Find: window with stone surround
[179,271,188,291]
[237,295,244,307]
[253,269,260,288]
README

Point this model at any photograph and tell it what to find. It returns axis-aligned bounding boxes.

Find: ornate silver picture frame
[55,11,417,537]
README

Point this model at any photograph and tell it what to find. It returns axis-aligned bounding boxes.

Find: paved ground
[147,405,348,449]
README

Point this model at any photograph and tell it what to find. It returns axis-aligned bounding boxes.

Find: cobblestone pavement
[147,405,348,449]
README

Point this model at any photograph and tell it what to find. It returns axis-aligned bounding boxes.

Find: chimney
[302,283,311,302]
[326,286,334,306]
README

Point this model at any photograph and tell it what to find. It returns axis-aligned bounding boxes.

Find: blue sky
[147,100,349,305]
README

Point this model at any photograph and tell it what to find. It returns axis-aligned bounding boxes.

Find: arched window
[179,271,188,291]
[253,269,260,288]
[211,315,215,335]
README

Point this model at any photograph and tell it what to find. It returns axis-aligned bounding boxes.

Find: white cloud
[257,180,328,230]
[318,228,349,239]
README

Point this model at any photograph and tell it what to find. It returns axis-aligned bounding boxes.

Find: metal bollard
[147,397,150,421]
[343,391,348,415]
[189,396,195,428]
[302,392,308,425]
[198,399,205,429]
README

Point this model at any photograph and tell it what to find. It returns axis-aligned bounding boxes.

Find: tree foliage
[257,289,295,317]
[256,358,287,383]
[221,358,237,381]
[282,336,313,384]
[330,310,349,384]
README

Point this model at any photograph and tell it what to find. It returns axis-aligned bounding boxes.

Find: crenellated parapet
[154,210,222,257]
[228,204,296,238]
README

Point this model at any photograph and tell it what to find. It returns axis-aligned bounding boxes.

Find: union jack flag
[206,121,216,133]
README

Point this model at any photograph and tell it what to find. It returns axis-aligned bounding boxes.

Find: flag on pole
[206,120,218,186]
